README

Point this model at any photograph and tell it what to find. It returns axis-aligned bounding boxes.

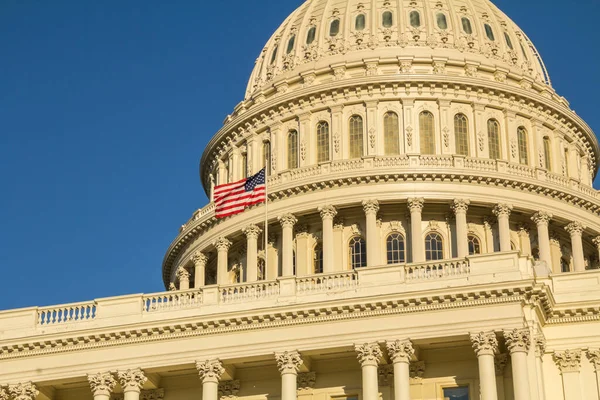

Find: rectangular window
[443,386,469,400]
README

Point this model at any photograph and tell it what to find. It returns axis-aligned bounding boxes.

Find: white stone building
[1,0,600,399]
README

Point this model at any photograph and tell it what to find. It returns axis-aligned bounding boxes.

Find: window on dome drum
[425,233,443,261]
[532,247,540,261]
[314,244,323,274]
[384,111,400,155]
[349,115,364,159]
[382,11,393,28]
[241,153,248,178]
[543,137,552,171]
[287,130,299,169]
[484,24,495,41]
[443,386,470,400]
[306,26,316,45]
[330,19,340,36]
[409,11,421,28]
[468,235,481,255]
[387,233,406,264]
[561,258,570,273]
[419,111,435,155]
[286,35,296,54]
[270,45,278,65]
[461,17,473,34]
[258,258,266,281]
[349,237,367,268]
[436,13,448,30]
[520,42,529,60]
[316,121,330,163]
[263,142,271,172]
[487,119,501,160]
[517,127,529,165]
[454,113,469,156]
[504,32,514,49]
[355,14,366,31]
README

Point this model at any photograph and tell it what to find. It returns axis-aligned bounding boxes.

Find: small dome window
[306,27,316,45]
[436,13,448,30]
[484,24,495,41]
[409,11,421,28]
[520,42,529,60]
[355,14,366,31]
[382,11,393,28]
[286,35,296,54]
[270,45,278,65]
[461,17,473,34]
[504,32,514,49]
[330,19,340,36]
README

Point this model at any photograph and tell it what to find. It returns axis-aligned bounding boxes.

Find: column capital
[297,372,317,390]
[531,211,552,225]
[355,342,383,367]
[117,368,147,393]
[565,222,585,236]
[534,335,546,357]
[407,198,425,213]
[87,372,117,397]
[242,224,262,239]
[517,224,530,237]
[0,387,7,400]
[494,353,508,376]
[176,267,190,281]
[192,251,208,267]
[451,199,470,214]
[319,205,338,220]
[593,236,600,249]
[218,380,241,398]
[587,350,600,372]
[275,350,303,375]
[278,213,298,228]
[214,237,232,252]
[553,349,582,373]
[504,328,531,354]
[493,204,513,218]
[196,359,225,383]
[362,199,380,215]
[8,383,39,400]
[470,331,498,356]
[386,339,414,363]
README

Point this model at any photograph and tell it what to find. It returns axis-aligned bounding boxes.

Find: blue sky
[0,0,598,311]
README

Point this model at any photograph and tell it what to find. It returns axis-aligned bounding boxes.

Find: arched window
[314,244,323,274]
[487,119,501,159]
[384,111,400,155]
[387,233,406,264]
[287,130,299,169]
[543,137,552,171]
[286,35,296,54]
[520,42,529,60]
[419,111,435,155]
[270,45,278,65]
[330,19,340,36]
[425,233,443,261]
[306,27,316,45]
[241,153,248,178]
[409,11,421,28]
[355,14,366,31]
[484,24,495,41]
[263,142,272,172]
[468,235,481,255]
[461,17,473,34]
[504,32,514,49]
[316,121,330,163]
[349,115,364,159]
[349,237,367,268]
[382,11,393,28]
[436,13,448,30]
[517,127,528,165]
[561,258,570,273]
[454,113,469,156]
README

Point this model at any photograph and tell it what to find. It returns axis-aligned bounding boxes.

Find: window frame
[409,11,421,28]
[386,233,406,264]
[316,120,330,163]
[487,119,501,160]
[517,126,529,165]
[287,130,299,170]
[425,232,444,261]
[436,13,448,30]
[330,19,340,37]
[467,235,481,255]
[461,17,473,34]
[454,113,469,156]
[355,14,366,31]
[484,23,495,41]
[543,137,552,171]
[383,111,400,155]
[382,11,393,28]
[419,111,435,155]
[349,236,367,269]
[348,115,365,159]
[306,26,317,45]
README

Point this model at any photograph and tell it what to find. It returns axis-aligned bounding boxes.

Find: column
[196,359,225,400]
[8,383,39,400]
[88,372,116,400]
[452,199,470,258]
[243,224,262,282]
[275,351,303,400]
[553,349,583,400]
[408,198,425,263]
[531,212,553,269]
[470,331,499,400]
[319,205,337,273]
[214,237,232,285]
[355,343,382,400]
[565,222,586,272]
[504,329,531,400]
[117,369,147,400]
[363,200,380,266]
[593,237,600,269]
[386,340,414,400]
[176,267,190,290]
[192,251,208,288]
[493,204,513,252]
[279,214,298,276]
[534,336,547,400]
[588,350,600,398]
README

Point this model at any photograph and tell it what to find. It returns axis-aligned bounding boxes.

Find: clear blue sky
[0,0,598,311]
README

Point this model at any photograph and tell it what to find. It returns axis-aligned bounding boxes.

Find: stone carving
[531,211,552,225]
[452,199,470,214]
[465,64,478,77]
[141,389,165,400]
[504,328,531,353]
[219,380,240,398]
[176,267,190,281]
[535,335,546,357]
[553,349,582,373]
[333,65,346,80]
[369,127,376,148]
[362,199,380,215]
[279,214,298,228]
[588,350,600,372]
[333,131,341,153]
[356,342,383,366]
[88,372,117,396]
[8,383,39,400]
[214,237,232,252]
[196,359,225,383]
[406,126,413,147]
[386,339,414,363]
[494,353,508,375]
[410,361,425,380]
[275,350,303,374]
[365,63,378,77]
[399,61,412,74]
[407,198,425,213]
[168,282,177,291]
[565,222,585,236]
[593,237,600,250]
[442,126,449,148]
[433,61,446,75]
[300,140,307,161]
[494,71,507,82]
[117,369,147,393]
[470,331,498,356]
[192,251,208,267]
[319,205,337,220]
[378,364,393,386]
[0,388,7,400]
[297,372,316,390]
[493,204,513,218]
[242,224,262,239]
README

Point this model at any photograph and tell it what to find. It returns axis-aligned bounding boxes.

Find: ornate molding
[535,334,546,357]
[242,224,262,240]
[141,389,165,400]
[196,359,225,383]
[278,214,298,228]
[318,205,338,220]
[117,369,147,393]
[553,349,582,373]
[214,237,232,252]
[0,388,7,400]
[588,350,600,372]
[531,211,552,225]
[297,372,316,390]
[407,198,425,213]
[410,361,425,380]
[7,383,38,400]
[494,353,508,375]
[565,222,585,236]
[362,199,380,215]
[386,339,414,363]
[493,203,513,218]
[219,380,240,398]
[88,372,117,396]
[504,328,531,353]
[355,342,383,367]
[378,364,393,386]
[176,267,190,281]
[452,199,470,214]
[470,331,498,356]
[192,251,208,267]
[275,350,303,374]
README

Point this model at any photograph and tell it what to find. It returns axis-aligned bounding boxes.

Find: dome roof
[245,0,550,99]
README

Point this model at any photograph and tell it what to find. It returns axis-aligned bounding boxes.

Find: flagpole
[264,143,270,279]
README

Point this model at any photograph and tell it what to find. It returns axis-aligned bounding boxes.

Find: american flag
[214,168,266,219]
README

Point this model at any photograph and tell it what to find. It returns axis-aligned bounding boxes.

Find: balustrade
[405,259,470,281]
[220,281,280,303]
[38,302,97,325]
[143,289,203,313]
[296,271,358,294]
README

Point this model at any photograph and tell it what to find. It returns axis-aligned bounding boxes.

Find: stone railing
[37,301,97,326]
[296,271,359,294]
[220,281,280,303]
[405,259,470,282]
[143,289,203,313]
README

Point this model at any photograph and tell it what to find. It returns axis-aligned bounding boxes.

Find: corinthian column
[8,383,39,400]
[407,198,425,262]
[363,200,380,266]
[532,212,552,268]
[470,332,499,400]
[452,199,470,258]
[565,222,586,272]
[386,340,414,400]
[176,267,190,290]
[275,351,303,400]
[117,369,147,400]
[214,237,232,284]
[88,372,117,400]
[588,350,600,398]
[319,205,337,273]
[355,343,383,400]
[504,329,531,400]
[493,204,513,252]
[243,224,262,282]
[196,359,225,400]
[279,214,298,276]
[553,349,583,400]
[192,251,208,288]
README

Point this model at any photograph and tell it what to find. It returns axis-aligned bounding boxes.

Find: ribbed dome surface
[245,0,550,99]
